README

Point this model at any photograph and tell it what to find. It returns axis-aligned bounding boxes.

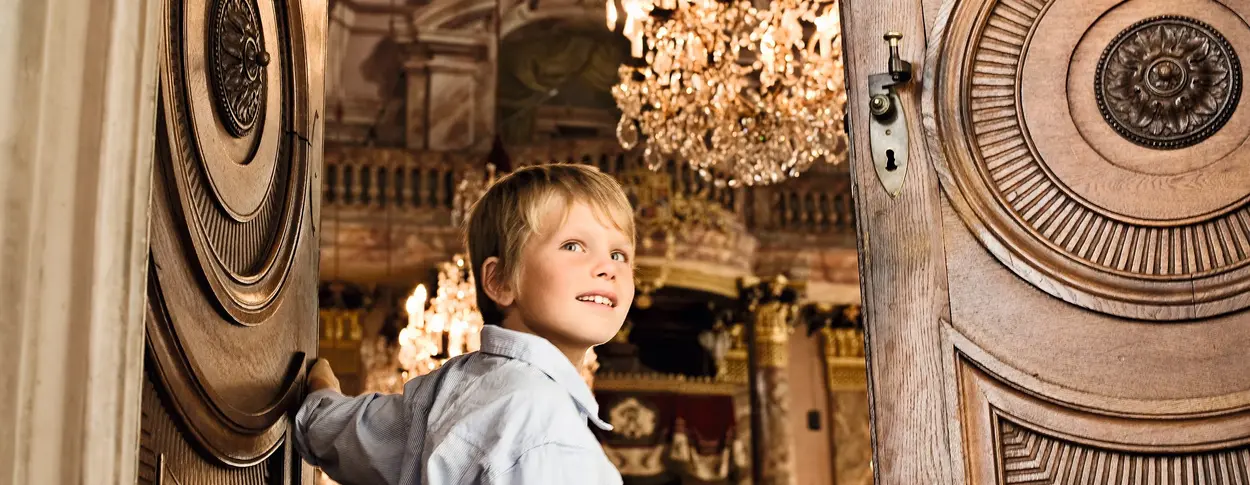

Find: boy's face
[506,199,635,353]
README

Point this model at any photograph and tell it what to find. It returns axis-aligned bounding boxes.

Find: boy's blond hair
[465,163,635,326]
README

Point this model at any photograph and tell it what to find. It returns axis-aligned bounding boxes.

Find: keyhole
[885,149,898,171]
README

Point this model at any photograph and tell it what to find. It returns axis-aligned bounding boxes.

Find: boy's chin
[539,318,622,348]
[573,320,625,346]
[591,327,624,346]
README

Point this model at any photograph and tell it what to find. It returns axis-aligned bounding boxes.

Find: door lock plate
[868,32,913,197]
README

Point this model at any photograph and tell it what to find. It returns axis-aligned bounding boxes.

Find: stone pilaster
[807,303,871,485]
[404,33,496,152]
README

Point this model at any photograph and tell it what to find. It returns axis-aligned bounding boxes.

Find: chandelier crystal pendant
[397,255,485,379]
[608,0,849,186]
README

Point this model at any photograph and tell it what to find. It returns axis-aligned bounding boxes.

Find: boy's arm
[294,359,407,485]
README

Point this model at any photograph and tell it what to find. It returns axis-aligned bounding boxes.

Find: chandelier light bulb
[393,255,486,381]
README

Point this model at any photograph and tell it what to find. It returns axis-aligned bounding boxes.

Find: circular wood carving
[929,0,1250,320]
[173,0,302,324]
[146,0,319,467]
[1095,16,1241,149]
[210,0,269,137]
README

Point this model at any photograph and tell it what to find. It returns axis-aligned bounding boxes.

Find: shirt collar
[478,325,613,431]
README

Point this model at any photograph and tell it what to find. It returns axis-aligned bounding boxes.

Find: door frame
[0,0,160,484]
[839,0,960,483]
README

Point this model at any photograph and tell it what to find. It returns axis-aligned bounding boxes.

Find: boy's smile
[575,291,618,308]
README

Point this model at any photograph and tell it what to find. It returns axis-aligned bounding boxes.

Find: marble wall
[830,392,873,485]
[789,333,836,485]
[326,0,609,150]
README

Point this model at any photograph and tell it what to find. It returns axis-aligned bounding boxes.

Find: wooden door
[842,0,1250,483]
[138,0,324,483]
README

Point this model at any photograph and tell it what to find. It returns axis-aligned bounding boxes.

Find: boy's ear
[480,257,515,307]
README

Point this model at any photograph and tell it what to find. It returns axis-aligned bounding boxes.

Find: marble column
[744,277,800,485]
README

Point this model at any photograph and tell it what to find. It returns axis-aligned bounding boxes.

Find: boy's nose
[593,257,617,281]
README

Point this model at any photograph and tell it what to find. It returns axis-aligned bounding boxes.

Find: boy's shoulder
[435,353,589,439]
[422,353,597,462]
[421,326,608,457]
[462,353,581,413]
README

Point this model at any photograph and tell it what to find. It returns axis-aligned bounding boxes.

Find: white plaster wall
[0,0,159,483]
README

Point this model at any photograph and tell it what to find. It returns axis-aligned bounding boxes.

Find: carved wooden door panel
[842,0,1250,483]
[138,0,324,483]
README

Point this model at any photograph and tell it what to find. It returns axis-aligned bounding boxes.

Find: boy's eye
[611,251,629,262]
[561,242,584,252]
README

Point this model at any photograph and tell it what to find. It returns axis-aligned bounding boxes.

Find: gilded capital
[753,300,797,368]
[739,276,800,369]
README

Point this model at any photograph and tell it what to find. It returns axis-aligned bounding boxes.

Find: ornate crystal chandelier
[607,0,848,186]
[397,255,485,379]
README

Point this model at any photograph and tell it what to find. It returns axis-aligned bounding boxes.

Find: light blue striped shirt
[293,325,622,485]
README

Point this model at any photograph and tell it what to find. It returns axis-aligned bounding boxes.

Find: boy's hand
[307,358,341,394]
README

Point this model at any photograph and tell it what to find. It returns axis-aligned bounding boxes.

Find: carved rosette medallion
[210,0,269,137]
[1096,16,1241,149]
[930,0,1250,320]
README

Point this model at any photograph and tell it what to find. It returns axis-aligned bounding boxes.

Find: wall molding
[0,0,159,483]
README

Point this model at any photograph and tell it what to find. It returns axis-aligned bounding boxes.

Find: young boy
[294,164,634,485]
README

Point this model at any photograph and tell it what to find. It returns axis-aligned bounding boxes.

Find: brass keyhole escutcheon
[868,31,913,197]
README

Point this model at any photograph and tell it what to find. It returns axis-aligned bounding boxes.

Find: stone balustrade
[321,140,855,240]
[323,146,464,213]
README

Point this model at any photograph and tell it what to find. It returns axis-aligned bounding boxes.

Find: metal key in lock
[868,32,913,197]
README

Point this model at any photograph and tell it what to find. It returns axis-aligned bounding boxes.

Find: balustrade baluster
[437,168,452,209]
[667,160,681,195]
[798,192,811,227]
[610,154,623,175]
[418,167,433,208]
[362,164,374,206]
[773,192,785,229]
[817,193,831,232]
[627,152,641,173]
[377,165,391,207]
[836,194,851,228]
[809,192,820,230]
[389,166,402,209]
[345,163,361,206]
[787,193,800,229]
[324,163,338,204]
[399,166,414,210]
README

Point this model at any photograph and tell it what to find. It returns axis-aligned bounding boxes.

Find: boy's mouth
[576,292,617,308]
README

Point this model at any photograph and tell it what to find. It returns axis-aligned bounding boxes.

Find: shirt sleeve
[293,388,407,485]
[485,442,622,485]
